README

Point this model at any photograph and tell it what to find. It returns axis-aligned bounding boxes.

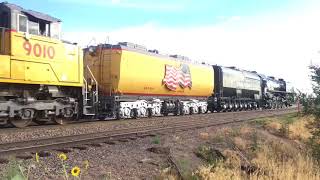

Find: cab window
[29,21,39,35]
[50,22,60,39]
[18,14,27,32]
[39,22,49,36]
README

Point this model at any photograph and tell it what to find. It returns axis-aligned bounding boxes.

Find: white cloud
[63,5,320,93]
[111,0,121,4]
[52,0,185,11]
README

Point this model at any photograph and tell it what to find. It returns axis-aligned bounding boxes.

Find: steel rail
[0,108,296,156]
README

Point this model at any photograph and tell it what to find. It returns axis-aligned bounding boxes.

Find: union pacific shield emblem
[163,64,192,91]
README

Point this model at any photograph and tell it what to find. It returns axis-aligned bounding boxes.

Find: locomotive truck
[0,2,292,127]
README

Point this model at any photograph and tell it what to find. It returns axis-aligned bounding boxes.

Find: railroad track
[0,108,297,159]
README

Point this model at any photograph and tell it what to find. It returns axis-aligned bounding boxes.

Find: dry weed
[196,143,320,180]
[240,126,253,136]
[288,119,312,141]
[220,127,233,135]
[233,137,248,150]
[157,167,179,180]
[264,121,282,132]
[173,135,180,141]
[250,144,320,180]
[199,132,210,140]
[193,114,320,180]
[195,164,242,180]
[222,149,241,168]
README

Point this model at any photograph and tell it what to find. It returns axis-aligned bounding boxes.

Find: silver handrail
[86,65,99,104]
[83,77,88,105]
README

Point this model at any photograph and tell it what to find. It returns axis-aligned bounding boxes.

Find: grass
[152,136,161,144]
[195,144,320,180]
[288,116,313,141]
[252,113,313,142]
[158,113,320,180]
[211,135,224,143]
[3,160,26,180]
[191,113,320,180]
[195,145,225,165]
[176,158,195,179]
[1,153,90,180]
[156,168,178,180]
[194,135,320,180]
[277,113,299,124]
[156,113,320,180]
[252,113,298,127]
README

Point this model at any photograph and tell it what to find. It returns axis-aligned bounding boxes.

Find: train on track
[0,2,294,127]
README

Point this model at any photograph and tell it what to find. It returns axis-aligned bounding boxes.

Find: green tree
[308,65,320,161]
[309,65,320,118]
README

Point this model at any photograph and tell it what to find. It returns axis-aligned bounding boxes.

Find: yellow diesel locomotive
[0,2,83,127]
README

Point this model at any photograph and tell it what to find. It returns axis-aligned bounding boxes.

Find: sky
[6,0,320,93]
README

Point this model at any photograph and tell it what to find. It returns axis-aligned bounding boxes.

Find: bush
[152,136,161,144]
[195,145,225,165]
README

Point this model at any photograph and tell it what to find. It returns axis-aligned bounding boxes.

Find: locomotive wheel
[10,117,32,128]
[147,108,153,117]
[189,107,194,115]
[33,119,48,125]
[174,107,181,116]
[130,109,138,119]
[54,117,73,125]
[116,111,121,120]
[33,112,49,125]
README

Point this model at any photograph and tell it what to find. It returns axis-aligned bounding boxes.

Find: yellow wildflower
[71,166,81,177]
[35,152,39,163]
[58,153,67,161]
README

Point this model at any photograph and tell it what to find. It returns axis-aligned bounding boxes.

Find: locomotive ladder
[83,65,99,116]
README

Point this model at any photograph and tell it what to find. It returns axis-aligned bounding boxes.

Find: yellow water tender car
[84,42,214,119]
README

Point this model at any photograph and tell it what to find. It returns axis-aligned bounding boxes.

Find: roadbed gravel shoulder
[0,120,252,179]
[0,108,296,144]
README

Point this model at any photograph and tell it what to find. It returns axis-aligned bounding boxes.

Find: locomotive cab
[0,2,61,55]
[0,2,83,127]
[0,2,61,35]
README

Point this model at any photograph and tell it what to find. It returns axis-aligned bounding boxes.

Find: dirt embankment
[2,112,318,180]
[160,113,319,180]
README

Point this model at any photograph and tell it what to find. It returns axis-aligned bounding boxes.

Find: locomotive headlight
[214,97,218,102]
[88,46,97,56]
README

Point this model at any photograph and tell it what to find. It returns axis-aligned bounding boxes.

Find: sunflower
[71,166,81,177]
[35,152,39,163]
[58,153,67,161]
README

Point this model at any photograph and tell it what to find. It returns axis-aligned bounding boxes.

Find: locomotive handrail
[86,65,99,104]
[83,77,88,104]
